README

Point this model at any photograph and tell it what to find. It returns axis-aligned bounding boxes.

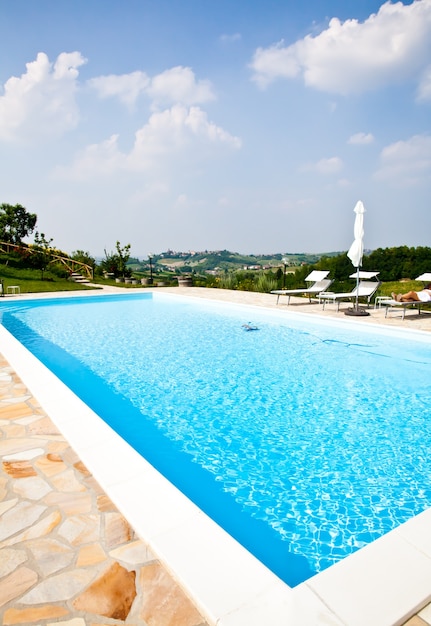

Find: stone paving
[0,353,209,626]
[1,286,431,626]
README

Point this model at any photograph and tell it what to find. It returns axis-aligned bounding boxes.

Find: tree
[116,241,131,278]
[98,242,131,278]
[0,203,37,245]
[71,250,96,270]
[31,232,54,280]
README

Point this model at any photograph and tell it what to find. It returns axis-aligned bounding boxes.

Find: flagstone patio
[0,354,209,626]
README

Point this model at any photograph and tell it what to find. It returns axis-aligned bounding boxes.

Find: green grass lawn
[0,264,99,294]
[0,264,157,294]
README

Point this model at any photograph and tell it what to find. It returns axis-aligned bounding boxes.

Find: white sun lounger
[383,299,427,320]
[320,272,381,311]
[416,273,431,282]
[383,273,431,320]
[271,270,333,305]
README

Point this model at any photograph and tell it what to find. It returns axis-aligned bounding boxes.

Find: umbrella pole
[345,265,370,317]
[355,266,359,311]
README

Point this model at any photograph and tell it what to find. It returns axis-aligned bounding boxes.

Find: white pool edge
[2,290,431,626]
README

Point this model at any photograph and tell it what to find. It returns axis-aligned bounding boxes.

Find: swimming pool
[1,291,431,588]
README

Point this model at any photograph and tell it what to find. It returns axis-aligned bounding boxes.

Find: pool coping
[1,288,431,626]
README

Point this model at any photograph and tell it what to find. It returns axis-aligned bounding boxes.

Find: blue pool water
[1,292,431,586]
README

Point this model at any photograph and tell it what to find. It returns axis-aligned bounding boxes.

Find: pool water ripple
[1,293,431,586]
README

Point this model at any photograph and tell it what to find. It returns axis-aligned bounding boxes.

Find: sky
[0,0,430,259]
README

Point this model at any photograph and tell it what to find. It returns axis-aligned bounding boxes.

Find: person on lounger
[391,284,431,302]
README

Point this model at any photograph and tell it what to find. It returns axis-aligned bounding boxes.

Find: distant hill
[127,249,344,273]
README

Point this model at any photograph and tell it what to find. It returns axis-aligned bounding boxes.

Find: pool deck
[1,285,431,626]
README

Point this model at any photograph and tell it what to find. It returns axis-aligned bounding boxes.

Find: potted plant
[177,274,193,287]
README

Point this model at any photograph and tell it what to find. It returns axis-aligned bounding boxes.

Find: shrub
[254,273,278,293]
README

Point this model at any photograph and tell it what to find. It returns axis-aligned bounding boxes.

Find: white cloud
[0,51,86,142]
[417,64,431,101]
[55,104,241,179]
[250,0,431,95]
[88,65,215,109]
[300,156,343,175]
[87,71,150,106]
[250,40,301,88]
[315,156,343,174]
[128,104,241,168]
[374,134,431,184]
[147,66,215,107]
[53,134,126,180]
[348,132,375,145]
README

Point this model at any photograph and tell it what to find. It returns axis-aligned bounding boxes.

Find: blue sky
[0,0,430,258]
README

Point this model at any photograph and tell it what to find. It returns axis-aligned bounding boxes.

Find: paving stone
[73,460,91,476]
[47,617,86,626]
[0,566,39,607]
[20,568,96,604]
[13,475,52,500]
[0,497,18,516]
[3,394,31,403]
[72,561,137,620]
[28,416,61,435]
[47,440,69,454]
[27,538,75,576]
[3,447,45,461]
[403,617,429,626]
[62,447,81,465]
[43,490,92,515]
[2,605,70,624]
[1,423,27,437]
[0,501,47,542]
[11,384,28,394]
[35,453,68,476]
[84,475,106,496]
[76,542,107,567]
[0,437,47,456]
[58,514,101,545]
[0,547,28,577]
[104,511,133,548]
[3,459,37,478]
[0,403,34,420]
[109,539,154,566]
[97,493,116,512]
[419,602,431,623]
[2,510,62,546]
[0,476,8,499]
[139,562,205,626]
[16,415,43,425]
[50,468,87,493]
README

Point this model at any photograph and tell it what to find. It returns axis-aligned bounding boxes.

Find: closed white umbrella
[346,200,368,316]
[347,200,365,268]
